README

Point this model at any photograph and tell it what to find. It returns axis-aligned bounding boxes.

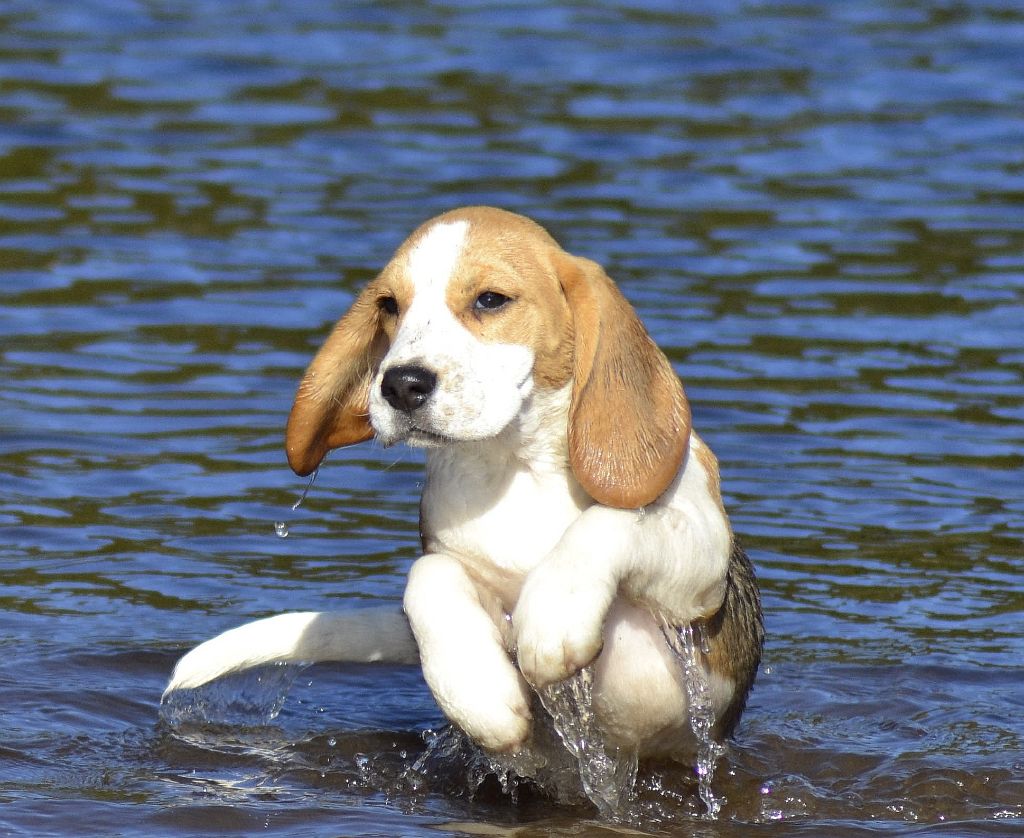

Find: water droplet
[274,521,289,537]
[292,467,319,511]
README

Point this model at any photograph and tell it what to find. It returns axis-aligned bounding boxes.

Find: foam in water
[404,726,534,803]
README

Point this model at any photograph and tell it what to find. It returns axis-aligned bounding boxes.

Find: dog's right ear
[285,287,387,476]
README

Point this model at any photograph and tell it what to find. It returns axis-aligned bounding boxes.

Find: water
[662,622,725,819]
[2,1,1024,835]
[539,668,639,818]
[274,468,319,537]
[160,663,305,728]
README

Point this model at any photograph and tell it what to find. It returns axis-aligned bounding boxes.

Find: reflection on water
[1,0,1022,835]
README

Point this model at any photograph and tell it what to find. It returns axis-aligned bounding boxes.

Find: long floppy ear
[555,252,691,509]
[285,289,387,476]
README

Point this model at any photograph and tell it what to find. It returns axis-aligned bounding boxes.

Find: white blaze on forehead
[389,218,470,359]
[407,219,469,298]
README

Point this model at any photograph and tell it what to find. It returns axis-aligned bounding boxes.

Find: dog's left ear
[285,287,387,476]
[555,252,691,509]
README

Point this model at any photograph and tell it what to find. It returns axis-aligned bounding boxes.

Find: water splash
[159,662,304,727]
[539,667,638,818]
[403,718,578,805]
[404,661,723,819]
[402,689,640,812]
[662,620,725,818]
[403,726,535,803]
[273,467,319,538]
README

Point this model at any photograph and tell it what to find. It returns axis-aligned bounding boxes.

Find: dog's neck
[417,382,588,604]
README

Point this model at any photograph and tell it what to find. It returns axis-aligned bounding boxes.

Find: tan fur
[553,251,692,509]
[285,290,383,476]
[693,437,727,518]
[285,267,419,476]
[439,215,576,390]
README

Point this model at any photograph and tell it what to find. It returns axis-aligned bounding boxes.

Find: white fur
[162,609,417,696]
[404,553,531,751]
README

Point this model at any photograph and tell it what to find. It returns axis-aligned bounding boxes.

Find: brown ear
[285,290,386,476]
[555,252,691,508]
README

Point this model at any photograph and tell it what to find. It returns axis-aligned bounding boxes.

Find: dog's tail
[162,609,418,699]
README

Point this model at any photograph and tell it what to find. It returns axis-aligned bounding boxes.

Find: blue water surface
[1,1,1022,835]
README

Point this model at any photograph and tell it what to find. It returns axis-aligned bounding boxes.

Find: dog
[165,206,762,764]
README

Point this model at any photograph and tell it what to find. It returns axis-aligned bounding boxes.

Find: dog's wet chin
[371,413,467,448]
[373,410,519,449]
[404,427,451,448]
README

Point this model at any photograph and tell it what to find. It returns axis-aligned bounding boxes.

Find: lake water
[2,1,1023,835]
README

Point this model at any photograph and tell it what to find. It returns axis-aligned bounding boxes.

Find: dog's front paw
[421,645,532,753]
[512,566,615,689]
[463,684,532,754]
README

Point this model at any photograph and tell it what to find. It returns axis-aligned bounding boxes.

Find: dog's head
[285,207,690,508]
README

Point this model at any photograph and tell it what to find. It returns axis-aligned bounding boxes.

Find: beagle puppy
[165,207,762,764]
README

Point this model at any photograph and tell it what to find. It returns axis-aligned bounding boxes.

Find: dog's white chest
[421,446,589,605]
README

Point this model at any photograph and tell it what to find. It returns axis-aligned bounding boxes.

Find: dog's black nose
[380,365,437,412]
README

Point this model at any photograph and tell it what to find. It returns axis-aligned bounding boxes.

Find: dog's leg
[513,504,731,689]
[163,609,418,697]
[404,553,532,753]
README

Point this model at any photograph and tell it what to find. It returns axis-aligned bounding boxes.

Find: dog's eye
[378,296,399,316]
[474,291,511,311]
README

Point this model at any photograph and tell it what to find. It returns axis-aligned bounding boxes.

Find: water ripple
[1,0,1022,834]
